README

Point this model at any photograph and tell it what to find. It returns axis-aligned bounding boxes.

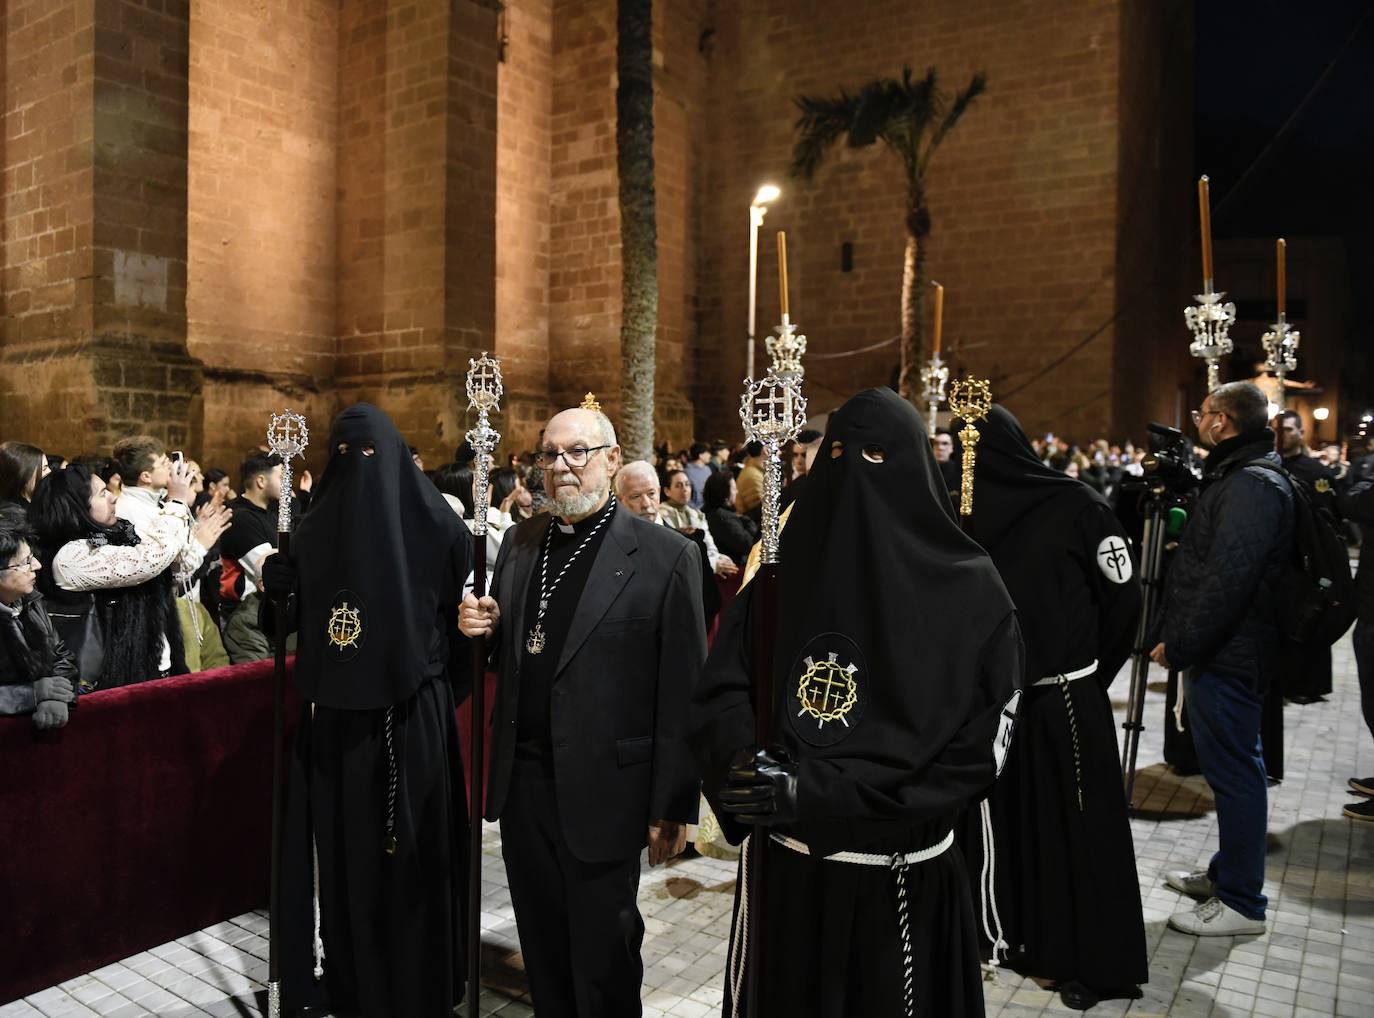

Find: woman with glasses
[28,463,194,689]
[0,506,79,729]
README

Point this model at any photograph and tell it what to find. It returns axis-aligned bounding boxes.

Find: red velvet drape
[0,660,297,1004]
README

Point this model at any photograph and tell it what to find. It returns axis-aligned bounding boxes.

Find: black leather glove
[719,745,799,825]
[33,675,74,704]
[260,551,296,607]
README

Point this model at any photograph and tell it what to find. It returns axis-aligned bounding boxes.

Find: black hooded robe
[278,404,473,1018]
[691,389,1025,1018]
[952,406,1147,999]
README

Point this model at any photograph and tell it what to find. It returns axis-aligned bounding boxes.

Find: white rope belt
[768,829,954,867]
[1030,658,1098,687]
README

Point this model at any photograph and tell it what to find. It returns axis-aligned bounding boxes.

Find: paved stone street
[5,632,1372,1018]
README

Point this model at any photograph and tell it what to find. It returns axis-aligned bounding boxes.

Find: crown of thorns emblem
[327,602,362,649]
[796,652,859,729]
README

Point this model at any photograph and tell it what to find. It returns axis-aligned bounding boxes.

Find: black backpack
[1248,459,1356,647]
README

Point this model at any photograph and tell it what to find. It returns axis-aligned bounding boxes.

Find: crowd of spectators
[3,410,1370,733]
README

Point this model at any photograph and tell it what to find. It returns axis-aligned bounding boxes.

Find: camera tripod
[1120,484,1172,808]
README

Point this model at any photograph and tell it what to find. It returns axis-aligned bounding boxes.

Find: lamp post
[747,184,781,382]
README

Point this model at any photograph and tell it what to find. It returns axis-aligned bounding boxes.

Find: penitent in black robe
[691,389,1025,1018]
[278,404,474,1018]
[954,406,1147,1000]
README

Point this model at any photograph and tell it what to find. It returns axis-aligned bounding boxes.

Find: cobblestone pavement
[5,632,1372,1017]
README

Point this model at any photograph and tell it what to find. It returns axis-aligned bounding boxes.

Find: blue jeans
[1184,669,1268,920]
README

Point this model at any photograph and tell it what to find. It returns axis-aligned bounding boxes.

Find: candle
[931,280,944,357]
[1276,237,1286,317]
[777,230,789,318]
[1198,175,1213,287]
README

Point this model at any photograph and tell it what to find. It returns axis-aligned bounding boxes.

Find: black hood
[292,403,467,709]
[772,388,1016,837]
[953,404,1093,549]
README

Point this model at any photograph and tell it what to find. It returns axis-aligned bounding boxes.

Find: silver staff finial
[465,352,504,536]
[740,373,806,565]
[267,409,309,534]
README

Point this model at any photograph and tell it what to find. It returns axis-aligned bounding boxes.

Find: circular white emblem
[1096,535,1133,584]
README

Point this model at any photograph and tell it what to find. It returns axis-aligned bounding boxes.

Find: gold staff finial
[580,392,602,412]
[948,377,992,519]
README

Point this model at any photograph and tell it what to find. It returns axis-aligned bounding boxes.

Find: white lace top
[51,503,192,593]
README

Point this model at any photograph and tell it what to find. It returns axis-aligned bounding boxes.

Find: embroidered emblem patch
[994,690,1022,776]
[788,633,866,747]
[1096,535,1133,584]
[1315,478,1331,494]
[325,589,365,661]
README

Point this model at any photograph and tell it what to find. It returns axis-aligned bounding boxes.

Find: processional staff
[265,409,309,1018]
[737,229,807,1016]
[1185,175,1236,393]
[1262,238,1300,413]
[464,352,504,1018]
[948,377,992,525]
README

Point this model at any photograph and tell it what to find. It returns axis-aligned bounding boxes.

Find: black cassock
[277,404,473,1018]
[954,406,1146,1000]
[691,389,1025,1018]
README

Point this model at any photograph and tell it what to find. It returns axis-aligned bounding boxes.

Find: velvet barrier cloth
[0,659,298,1004]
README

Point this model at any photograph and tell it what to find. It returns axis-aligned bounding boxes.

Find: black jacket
[0,592,81,715]
[1161,431,1294,688]
[1338,478,1374,622]
[705,506,757,565]
[483,503,707,863]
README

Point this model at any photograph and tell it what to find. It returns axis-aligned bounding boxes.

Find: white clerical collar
[556,521,575,535]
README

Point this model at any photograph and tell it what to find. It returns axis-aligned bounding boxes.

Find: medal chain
[526,496,617,654]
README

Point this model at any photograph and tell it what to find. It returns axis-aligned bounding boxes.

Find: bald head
[540,406,622,521]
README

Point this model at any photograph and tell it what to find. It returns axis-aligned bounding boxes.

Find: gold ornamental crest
[796,652,859,728]
[327,602,363,649]
[1315,478,1331,494]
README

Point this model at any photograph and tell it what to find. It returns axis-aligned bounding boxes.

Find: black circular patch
[324,588,365,663]
[786,632,867,748]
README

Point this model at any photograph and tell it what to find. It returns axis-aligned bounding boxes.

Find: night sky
[1195,1,1374,420]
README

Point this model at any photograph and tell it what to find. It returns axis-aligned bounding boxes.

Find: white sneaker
[1164,868,1216,899]
[1168,897,1265,937]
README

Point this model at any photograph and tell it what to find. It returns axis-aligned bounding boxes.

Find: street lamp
[747,185,781,380]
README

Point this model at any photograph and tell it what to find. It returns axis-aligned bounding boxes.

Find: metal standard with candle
[766,230,807,381]
[1262,237,1300,413]
[921,280,949,433]
[1184,175,1237,393]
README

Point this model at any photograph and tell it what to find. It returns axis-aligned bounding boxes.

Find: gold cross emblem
[796,652,859,729]
[327,602,362,649]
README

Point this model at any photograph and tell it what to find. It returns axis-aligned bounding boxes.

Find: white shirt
[52,501,194,673]
[116,486,205,595]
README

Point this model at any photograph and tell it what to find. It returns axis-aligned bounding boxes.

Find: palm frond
[791,92,861,180]
[918,71,987,175]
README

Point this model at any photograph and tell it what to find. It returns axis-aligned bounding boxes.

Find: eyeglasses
[1190,407,1223,427]
[536,445,610,469]
[1,556,38,573]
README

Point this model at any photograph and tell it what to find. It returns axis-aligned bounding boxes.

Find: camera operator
[1151,381,1294,937]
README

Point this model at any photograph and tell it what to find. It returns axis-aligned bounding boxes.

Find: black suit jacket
[484,503,707,863]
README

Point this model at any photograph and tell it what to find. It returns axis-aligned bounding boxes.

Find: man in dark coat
[690,388,1025,1018]
[265,403,474,1018]
[459,404,707,1018]
[1276,410,1339,703]
[953,406,1146,1010]
[1154,382,1294,937]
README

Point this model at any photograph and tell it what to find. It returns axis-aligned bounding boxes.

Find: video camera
[1139,423,1202,496]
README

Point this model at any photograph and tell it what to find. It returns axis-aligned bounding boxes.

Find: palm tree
[616,0,657,462]
[792,67,986,401]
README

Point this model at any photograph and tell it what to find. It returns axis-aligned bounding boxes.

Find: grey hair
[1209,381,1270,433]
[615,459,658,494]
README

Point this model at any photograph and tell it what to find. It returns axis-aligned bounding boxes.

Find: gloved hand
[33,700,69,730]
[260,551,296,607]
[33,675,74,704]
[719,745,799,825]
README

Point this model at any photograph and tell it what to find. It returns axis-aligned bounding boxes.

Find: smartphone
[171,450,184,464]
